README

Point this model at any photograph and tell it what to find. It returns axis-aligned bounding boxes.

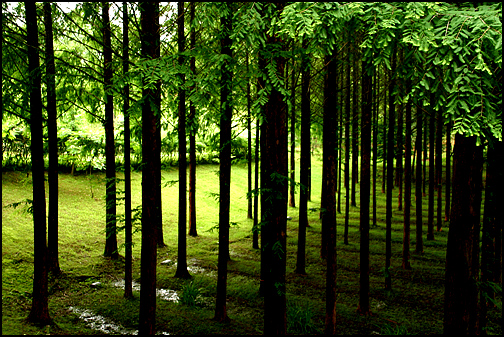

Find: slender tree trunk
[381,67,387,195]
[214,5,232,322]
[385,49,396,291]
[344,39,351,245]
[372,70,378,227]
[436,104,443,232]
[247,51,253,220]
[253,118,260,249]
[415,106,424,254]
[357,60,372,315]
[444,134,483,335]
[289,57,296,208]
[188,1,197,237]
[427,94,435,241]
[322,51,338,334]
[261,5,287,332]
[122,1,133,299]
[444,121,451,222]
[351,49,358,207]
[139,3,159,334]
[26,1,52,325]
[175,1,191,279]
[103,1,118,259]
[396,97,403,210]
[44,2,60,275]
[423,111,427,197]
[402,78,412,270]
[337,67,342,214]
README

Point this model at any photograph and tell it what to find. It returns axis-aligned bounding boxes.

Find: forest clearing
[2,2,502,335]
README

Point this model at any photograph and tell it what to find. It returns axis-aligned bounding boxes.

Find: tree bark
[253,118,260,249]
[289,57,296,208]
[351,47,358,207]
[188,1,197,237]
[175,1,190,279]
[122,1,133,299]
[322,51,338,334]
[402,78,412,270]
[247,51,253,220]
[444,134,483,335]
[372,70,378,227]
[26,1,52,325]
[415,106,424,254]
[427,94,435,241]
[344,37,351,245]
[139,3,159,334]
[444,121,451,222]
[436,103,443,231]
[44,2,60,275]
[103,1,118,259]
[214,4,232,322]
[357,60,372,315]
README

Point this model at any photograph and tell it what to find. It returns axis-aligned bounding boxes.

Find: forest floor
[2,156,502,335]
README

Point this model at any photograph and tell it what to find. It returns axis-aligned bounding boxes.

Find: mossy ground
[2,155,502,335]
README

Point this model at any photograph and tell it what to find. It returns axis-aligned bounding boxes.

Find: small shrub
[379,323,410,335]
[286,299,319,334]
[179,279,202,307]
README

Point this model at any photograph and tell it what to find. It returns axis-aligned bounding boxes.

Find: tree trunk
[396,95,403,210]
[344,37,351,245]
[415,106,424,254]
[122,1,133,299]
[381,67,387,195]
[385,49,396,291]
[253,118,260,250]
[214,5,232,322]
[296,40,310,275]
[44,2,60,275]
[322,51,338,334]
[444,121,451,222]
[427,94,435,241]
[372,70,378,227]
[436,104,443,232]
[247,51,253,220]
[175,1,191,279]
[26,1,52,325]
[444,134,483,335]
[402,78,412,270]
[289,57,296,208]
[422,110,427,197]
[337,67,342,215]
[261,4,287,332]
[103,1,118,259]
[139,3,159,334]
[351,48,358,207]
[357,60,372,315]
[188,1,197,237]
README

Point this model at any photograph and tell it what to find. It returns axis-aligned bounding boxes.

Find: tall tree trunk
[296,40,310,275]
[139,3,159,334]
[26,1,52,325]
[289,57,296,208]
[44,2,60,275]
[444,121,452,222]
[337,66,342,214]
[261,4,287,332]
[175,1,190,279]
[103,1,118,259]
[427,94,435,241]
[214,4,232,322]
[415,106,424,254]
[381,67,387,195]
[436,103,443,232]
[247,51,253,220]
[122,1,133,299]
[188,1,198,237]
[322,51,338,334]
[385,49,396,291]
[372,70,378,227]
[422,110,427,197]
[396,90,403,209]
[444,134,483,335]
[402,78,412,270]
[253,118,260,249]
[344,36,351,245]
[357,60,372,315]
[351,48,358,207]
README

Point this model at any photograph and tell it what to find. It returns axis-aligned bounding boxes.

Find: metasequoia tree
[43,2,60,275]
[214,2,233,322]
[25,1,52,325]
[260,3,288,334]
[102,1,118,259]
[139,2,160,334]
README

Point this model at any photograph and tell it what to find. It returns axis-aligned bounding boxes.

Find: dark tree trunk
[427,94,435,241]
[322,51,338,334]
[247,51,253,220]
[26,1,52,325]
[423,110,427,197]
[444,134,483,335]
[296,40,310,275]
[381,68,387,195]
[402,78,412,270]
[337,66,342,214]
[396,97,403,210]
[188,1,197,237]
[436,104,443,232]
[44,2,60,275]
[214,5,232,322]
[351,49,358,207]
[415,106,424,254]
[385,49,396,291]
[139,3,159,334]
[261,5,287,332]
[289,57,296,208]
[175,1,190,279]
[357,60,372,315]
[253,118,260,250]
[344,38,351,245]
[122,1,133,299]
[372,70,378,227]
[444,121,452,222]
[103,1,118,259]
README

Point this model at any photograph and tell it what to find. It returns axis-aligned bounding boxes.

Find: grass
[2,153,502,335]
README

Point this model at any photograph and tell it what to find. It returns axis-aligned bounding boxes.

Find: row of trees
[3,2,502,335]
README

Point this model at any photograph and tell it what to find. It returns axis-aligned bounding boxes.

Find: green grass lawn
[2,154,502,335]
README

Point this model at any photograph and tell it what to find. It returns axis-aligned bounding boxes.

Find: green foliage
[286,299,319,334]
[179,279,203,307]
